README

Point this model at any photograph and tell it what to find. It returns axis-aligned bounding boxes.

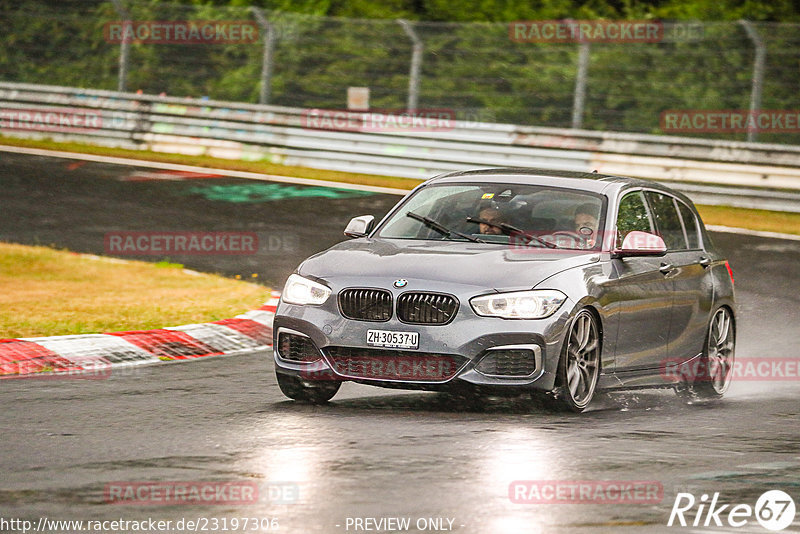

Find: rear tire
[276,372,341,403]
[551,309,601,413]
[677,307,735,402]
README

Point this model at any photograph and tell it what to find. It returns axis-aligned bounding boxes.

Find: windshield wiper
[465,216,557,249]
[407,212,484,243]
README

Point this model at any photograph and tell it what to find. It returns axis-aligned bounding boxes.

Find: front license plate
[366,330,419,349]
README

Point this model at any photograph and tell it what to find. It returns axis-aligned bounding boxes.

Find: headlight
[282,274,331,305]
[470,290,567,319]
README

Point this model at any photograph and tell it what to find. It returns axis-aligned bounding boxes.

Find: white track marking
[0,144,411,195]
[706,224,800,241]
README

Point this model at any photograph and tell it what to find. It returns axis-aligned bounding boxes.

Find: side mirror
[612,231,667,258]
[344,215,375,238]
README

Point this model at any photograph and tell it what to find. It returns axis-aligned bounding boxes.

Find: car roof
[425,167,677,197]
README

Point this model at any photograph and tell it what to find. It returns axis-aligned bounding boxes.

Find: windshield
[378,182,606,250]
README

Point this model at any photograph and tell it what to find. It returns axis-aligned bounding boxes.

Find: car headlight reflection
[282,274,331,306]
[470,290,567,319]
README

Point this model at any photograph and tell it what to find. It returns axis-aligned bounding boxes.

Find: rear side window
[616,191,652,247]
[677,202,700,249]
[646,192,687,250]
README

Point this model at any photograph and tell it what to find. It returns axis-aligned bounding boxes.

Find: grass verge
[3,136,800,235]
[696,205,800,236]
[0,243,269,338]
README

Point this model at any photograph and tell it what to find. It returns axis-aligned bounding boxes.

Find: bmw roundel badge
[393,279,408,288]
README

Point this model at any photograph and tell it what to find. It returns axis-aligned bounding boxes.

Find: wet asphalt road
[1,152,799,534]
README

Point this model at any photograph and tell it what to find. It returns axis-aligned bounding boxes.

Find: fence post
[110,0,130,93]
[739,20,766,143]
[398,19,423,112]
[252,8,276,105]
[572,42,590,129]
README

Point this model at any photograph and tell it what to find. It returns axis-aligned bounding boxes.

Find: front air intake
[475,349,538,377]
[277,332,323,362]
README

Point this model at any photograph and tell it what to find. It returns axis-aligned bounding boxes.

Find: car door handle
[659,262,675,274]
[699,257,711,268]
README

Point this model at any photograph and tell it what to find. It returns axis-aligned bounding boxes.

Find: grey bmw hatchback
[272,168,735,412]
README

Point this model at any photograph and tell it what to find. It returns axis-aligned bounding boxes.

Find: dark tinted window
[646,192,687,250]
[616,191,652,247]
[378,183,605,249]
[678,202,700,249]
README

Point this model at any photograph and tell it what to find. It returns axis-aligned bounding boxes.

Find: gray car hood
[298,238,598,291]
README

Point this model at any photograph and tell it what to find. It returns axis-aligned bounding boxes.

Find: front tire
[276,372,341,403]
[552,309,601,413]
[677,307,735,402]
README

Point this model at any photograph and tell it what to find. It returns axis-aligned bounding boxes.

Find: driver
[477,207,508,235]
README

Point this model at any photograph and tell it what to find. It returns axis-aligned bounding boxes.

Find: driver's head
[574,203,599,234]
[479,207,506,235]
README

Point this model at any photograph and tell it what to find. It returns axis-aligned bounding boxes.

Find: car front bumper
[272,289,576,393]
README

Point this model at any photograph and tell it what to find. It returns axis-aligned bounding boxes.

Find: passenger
[573,203,600,247]
[573,203,599,235]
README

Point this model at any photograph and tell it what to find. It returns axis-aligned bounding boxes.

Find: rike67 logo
[668,490,796,531]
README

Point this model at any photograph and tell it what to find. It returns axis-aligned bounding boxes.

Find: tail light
[725,260,734,286]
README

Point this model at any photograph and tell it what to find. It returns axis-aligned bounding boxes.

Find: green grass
[0,243,269,338]
[695,205,800,236]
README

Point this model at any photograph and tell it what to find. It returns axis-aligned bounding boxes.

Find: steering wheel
[551,230,583,240]
[547,230,589,248]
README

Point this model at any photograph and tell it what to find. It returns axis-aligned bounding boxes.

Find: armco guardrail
[2,81,800,191]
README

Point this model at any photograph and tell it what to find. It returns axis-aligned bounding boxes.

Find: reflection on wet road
[2,355,799,533]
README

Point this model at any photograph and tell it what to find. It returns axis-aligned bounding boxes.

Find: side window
[677,202,700,249]
[616,191,652,247]
[646,192,687,250]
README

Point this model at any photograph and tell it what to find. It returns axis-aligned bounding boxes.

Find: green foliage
[651,0,800,22]
[1,1,798,143]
